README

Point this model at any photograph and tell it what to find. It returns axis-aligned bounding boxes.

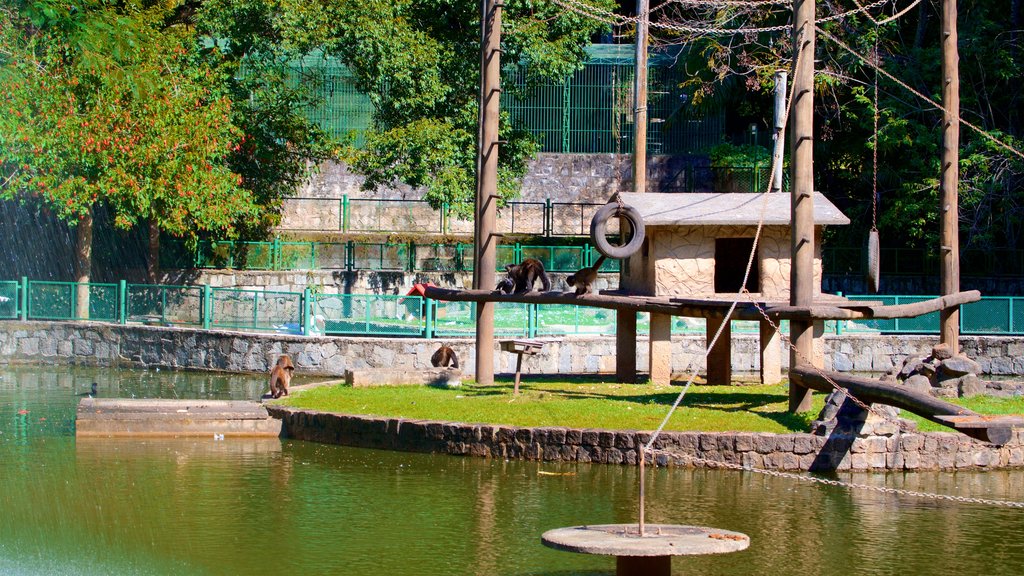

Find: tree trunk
[147,220,160,284]
[75,207,93,320]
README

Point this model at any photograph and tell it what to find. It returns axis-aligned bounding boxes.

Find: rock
[957,374,984,398]
[932,387,958,399]
[931,343,954,360]
[903,374,932,394]
[899,358,925,379]
[939,356,982,378]
[917,362,937,379]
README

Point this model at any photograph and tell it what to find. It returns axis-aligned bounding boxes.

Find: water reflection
[0,365,1022,575]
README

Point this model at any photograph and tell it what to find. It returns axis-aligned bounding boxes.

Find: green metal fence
[311,294,426,336]
[126,284,205,327]
[195,240,619,273]
[0,281,17,320]
[209,288,304,333]
[281,45,725,154]
[27,281,119,322]
[6,278,1023,338]
[824,247,1024,278]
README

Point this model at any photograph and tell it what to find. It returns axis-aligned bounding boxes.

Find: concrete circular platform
[541,524,749,557]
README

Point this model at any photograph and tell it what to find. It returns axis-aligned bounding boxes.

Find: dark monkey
[431,344,460,369]
[566,255,607,295]
[268,354,295,399]
[496,258,552,294]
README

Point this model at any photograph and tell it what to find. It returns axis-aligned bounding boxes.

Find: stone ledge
[265,406,1024,472]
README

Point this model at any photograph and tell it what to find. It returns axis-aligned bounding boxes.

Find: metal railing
[194,240,620,273]
[5,277,1022,338]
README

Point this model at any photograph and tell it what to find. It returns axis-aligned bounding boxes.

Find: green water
[1,366,1023,575]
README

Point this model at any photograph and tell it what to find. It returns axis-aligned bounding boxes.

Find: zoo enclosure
[3,278,1022,339]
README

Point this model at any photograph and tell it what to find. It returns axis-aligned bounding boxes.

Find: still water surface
[1,365,1023,575]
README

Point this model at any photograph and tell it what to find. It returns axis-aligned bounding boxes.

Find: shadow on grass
[477,378,816,432]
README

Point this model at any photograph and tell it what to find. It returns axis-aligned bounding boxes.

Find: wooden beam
[939,0,961,353]
[790,365,1019,445]
[763,290,982,320]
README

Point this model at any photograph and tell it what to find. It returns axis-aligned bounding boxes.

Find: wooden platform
[423,286,980,322]
[76,398,283,438]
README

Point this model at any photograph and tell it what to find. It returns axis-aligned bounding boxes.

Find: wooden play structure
[425,0,1024,458]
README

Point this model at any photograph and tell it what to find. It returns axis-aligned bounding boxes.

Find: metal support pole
[119,280,127,325]
[19,276,28,321]
[789,0,816,412]
[474,0,502,386]
[772,70,788,193]
[202,285,212,330]
[939,0,961,354]
[302,287,312,336]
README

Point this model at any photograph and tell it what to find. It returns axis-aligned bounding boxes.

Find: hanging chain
[871,32,879,232]
[646,449,1024,509]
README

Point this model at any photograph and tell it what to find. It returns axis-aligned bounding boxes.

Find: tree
[0,2,255,309]
[248,0,615,218]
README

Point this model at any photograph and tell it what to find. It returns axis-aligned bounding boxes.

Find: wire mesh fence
[126,284,204,327]
[0,281,17,319]
[5,278,1023,337]
[208,288,303,333]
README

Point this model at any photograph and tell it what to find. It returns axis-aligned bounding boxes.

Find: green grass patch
[279,377,825,433]
[902,395,1024,432]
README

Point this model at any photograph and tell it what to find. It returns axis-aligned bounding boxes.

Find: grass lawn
[281,376,1024,435]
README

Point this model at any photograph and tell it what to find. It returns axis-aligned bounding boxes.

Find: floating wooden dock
[76,398,282,438]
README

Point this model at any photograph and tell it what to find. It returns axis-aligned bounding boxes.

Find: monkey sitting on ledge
[566,255,607,296]
[495,258,551,294]
[431,344,459,369]
[268,354,295,399]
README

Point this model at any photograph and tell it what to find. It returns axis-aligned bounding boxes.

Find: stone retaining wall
[2,321,1023,377]
[267,406,1024,471]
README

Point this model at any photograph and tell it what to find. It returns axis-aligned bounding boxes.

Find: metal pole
[939,0,960,354]
[789,0,816,412]
[474,0,502,386]
[772,70,788,193]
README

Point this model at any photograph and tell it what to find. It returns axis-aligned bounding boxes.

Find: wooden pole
[788,0,815,412]
[474,0,501,386]
[617,0,649,383]
[74,207,93,320]
[939,0,960,355]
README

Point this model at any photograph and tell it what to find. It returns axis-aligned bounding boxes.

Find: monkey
[268,354,295,399]
[495,258,551,294]
[431,344,460,369]
[565,255,607,296]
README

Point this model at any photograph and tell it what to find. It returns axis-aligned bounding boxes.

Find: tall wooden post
[474,0,501,386]
[617,0,649,383]
[788,0,815,412]
[939,0,960,355]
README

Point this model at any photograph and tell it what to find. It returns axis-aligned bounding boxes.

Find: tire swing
[590,201,646,259]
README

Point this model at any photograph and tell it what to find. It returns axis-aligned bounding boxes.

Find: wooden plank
[789,365,1019,445]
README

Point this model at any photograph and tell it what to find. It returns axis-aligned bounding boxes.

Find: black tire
[590,203,646,260]
[866,229,880,293]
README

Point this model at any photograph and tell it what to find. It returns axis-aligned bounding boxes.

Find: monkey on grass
[431,344,460,369]
[495,258,551,294]
[268,355,295,399]
[566,255,607,295]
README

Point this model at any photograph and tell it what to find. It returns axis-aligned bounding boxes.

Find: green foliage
[708,143,773,168]
[0,2,256,241]
[263,0,614,218]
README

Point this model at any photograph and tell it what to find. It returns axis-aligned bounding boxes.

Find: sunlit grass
[279,377,824,433]
[903,395,1024,432]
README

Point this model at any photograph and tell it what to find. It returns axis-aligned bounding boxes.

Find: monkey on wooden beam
[565,255,607,295]
[495,258,551,294]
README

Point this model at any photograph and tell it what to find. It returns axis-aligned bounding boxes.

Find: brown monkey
[431,344,460,369]
[496,258,551,294]
[566,255,607,295]
[268,355,294,399]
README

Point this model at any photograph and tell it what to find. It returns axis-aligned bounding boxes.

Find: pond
[1,365,1022,575]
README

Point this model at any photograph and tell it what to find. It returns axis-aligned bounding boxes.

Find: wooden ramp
[76,398,282,438]
[790,365,1024,445]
